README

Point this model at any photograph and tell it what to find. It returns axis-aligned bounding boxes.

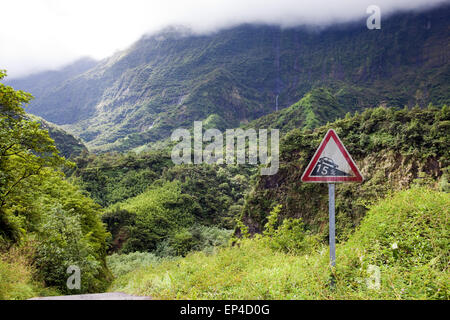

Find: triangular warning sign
[301,129,363,183]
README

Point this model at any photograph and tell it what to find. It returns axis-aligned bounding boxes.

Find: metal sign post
[328,183,336,267]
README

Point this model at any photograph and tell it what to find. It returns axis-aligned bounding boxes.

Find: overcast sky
[1,0,448,78]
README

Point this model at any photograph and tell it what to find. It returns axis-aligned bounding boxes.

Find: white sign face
[301,129,363,183]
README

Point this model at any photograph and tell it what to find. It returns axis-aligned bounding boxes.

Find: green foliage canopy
[0,70,66,242]
[0,70,111,293]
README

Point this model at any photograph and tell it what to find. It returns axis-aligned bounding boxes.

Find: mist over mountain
[7,4,450,152]
[2,0,448,78]
[6,57,97,100]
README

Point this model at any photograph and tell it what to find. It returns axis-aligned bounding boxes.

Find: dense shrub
[104,170,240,255]
[155,225,233,257]
[34,207,102,294]
[262,205,319,255]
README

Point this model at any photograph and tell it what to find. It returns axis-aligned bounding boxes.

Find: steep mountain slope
[7,5,450,152]
[243,87,356,133]
[6,57,97,103]
[27,115,88,159]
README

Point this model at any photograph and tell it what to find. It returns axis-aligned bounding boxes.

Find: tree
[0,70,66,243]
[0,70,111,292]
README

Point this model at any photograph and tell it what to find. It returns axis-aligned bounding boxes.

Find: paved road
[29,292,151,300]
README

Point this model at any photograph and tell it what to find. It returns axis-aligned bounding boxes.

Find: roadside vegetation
[109,187,449,300]
[0,71,111,298]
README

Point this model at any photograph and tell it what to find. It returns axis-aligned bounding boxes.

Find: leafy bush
[28,174,113,293]
[102,208,136,252]
[155,225,233,257]
[262,205,319,255]
[105,175,238,256]
[156,229,196,257]
[190,225,233,252]
[34,207,102,294]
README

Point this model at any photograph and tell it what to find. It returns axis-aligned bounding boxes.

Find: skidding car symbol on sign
[301,129,363,183]
[311,157,350,177]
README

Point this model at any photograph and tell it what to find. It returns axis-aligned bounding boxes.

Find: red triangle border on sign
[301,129,363,183]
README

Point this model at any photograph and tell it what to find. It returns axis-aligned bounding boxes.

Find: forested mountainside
[27,115,88,159]
[7,5,450,152]
[243,87,353,133]
[68,150,255,254]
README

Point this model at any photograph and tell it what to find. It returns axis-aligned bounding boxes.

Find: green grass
[109,187,449,300]
[107,252,163,278]
[0,258,37,300]
[0,246,60,300]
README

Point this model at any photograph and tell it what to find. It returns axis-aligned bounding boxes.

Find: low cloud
[1,0,448,78]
